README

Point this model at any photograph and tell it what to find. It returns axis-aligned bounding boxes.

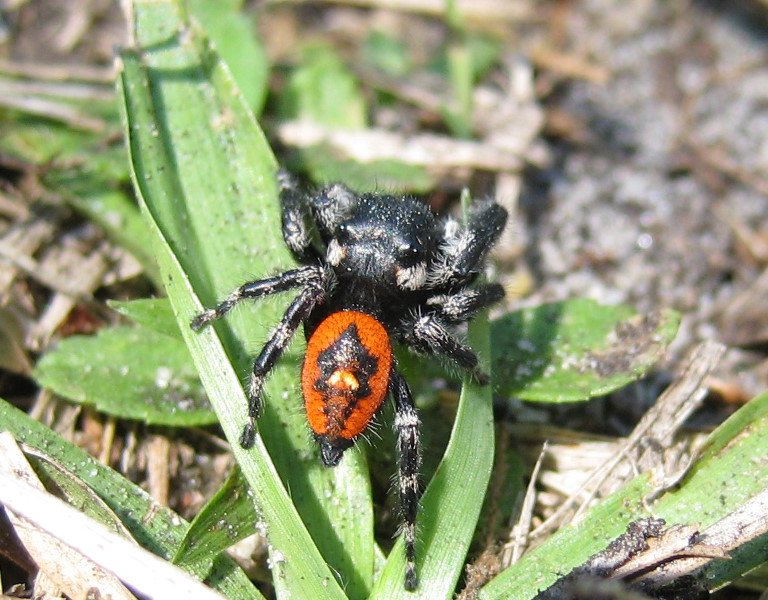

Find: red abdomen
[302,311,392,442]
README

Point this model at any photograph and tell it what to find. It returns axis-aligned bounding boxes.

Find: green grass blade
[119,1,371,595]
[174,451,375,596]
[118,57,344,595]
[173,466,254,566]
[653,390,768,587]
[371,306,495,598]
[479,476,654,600]
[0,399,262,600]
[479,391,768,599]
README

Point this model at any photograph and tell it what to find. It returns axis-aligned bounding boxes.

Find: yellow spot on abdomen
[328,369,359,391]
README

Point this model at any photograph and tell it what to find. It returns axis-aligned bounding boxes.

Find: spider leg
[400,313,489,384]
[278,169,322,262]
[190,266,324,331]
[241,277,326,448]
[389,367,422,591]
[426,283,505,323]
[278,169,361,260]
[430,201,507,289]
[190,265,327,448]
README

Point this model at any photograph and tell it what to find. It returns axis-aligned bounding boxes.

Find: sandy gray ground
[518,0,768,415]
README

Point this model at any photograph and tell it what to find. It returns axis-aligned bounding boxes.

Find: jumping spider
[191,169,507,590]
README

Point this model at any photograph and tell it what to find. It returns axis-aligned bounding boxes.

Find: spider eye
[397,242,422,266]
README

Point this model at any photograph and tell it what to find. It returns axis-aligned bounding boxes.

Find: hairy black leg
[426,283,505,323]
[401,313,489,384]
[429,201,507,289]
[190,265,324,331]
[240,276,326,448]
[278,169,321,262]
[311,181,358,236]
[190,265,327,448]
[389,368,422,591]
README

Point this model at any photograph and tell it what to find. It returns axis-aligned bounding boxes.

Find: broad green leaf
[120,1,368,596]
[109,298,181,339]
[491,300,680,401]
[0,399,263,600]
[363,30,411,76]
[34,325,215,426]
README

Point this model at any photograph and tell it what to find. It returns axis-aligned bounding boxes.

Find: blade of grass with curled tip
[118,1,373,597]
